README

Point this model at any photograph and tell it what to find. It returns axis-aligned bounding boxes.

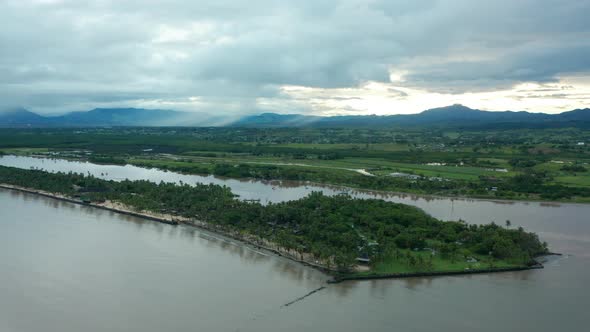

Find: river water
[0,155,588,331]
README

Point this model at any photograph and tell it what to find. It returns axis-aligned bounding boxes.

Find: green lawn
[0,147,50,154]
[477,157,510,167]
[534,161,570,172]
[273,143,410,152]
[357,250,523,276]
[372,162,516,180]
[172,153,518,181]
[128,158,214,173]
[553,175,590,187]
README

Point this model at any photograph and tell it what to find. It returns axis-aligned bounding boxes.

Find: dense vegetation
[0,165,548,274]
[1,126,589,201]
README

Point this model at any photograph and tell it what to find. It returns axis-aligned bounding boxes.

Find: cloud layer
[1,0,589,115]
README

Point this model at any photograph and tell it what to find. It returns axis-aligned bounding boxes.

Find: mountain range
[232,105,590,128]
[1,104,589,128]
[0,107,226,127]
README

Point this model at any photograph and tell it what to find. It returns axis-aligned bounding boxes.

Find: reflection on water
[0,155,566,205]
[3,188,326,286]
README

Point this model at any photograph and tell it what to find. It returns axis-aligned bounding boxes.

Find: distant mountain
[1,104,589,128]
[0,108,228,127]
[231,104,590,128]
[49,108,185,126]
[233,113,322,127]
[558,108,590,121]
[0,108,47,126]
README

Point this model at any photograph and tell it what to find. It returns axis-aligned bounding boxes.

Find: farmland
[1,126,589,202]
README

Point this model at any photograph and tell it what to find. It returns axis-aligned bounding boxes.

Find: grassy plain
[365,251,520,276]
[1,127,589,201]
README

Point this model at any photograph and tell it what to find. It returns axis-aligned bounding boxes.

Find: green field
[274,143,410,152]
[363,250,520,276]
[1,126,589,202]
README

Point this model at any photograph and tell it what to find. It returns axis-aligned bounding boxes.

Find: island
[0,165,549,281]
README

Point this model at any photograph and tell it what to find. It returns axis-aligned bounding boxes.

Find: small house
[356,253,371,265]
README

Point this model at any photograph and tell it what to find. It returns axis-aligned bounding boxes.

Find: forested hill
[1,104,589,128]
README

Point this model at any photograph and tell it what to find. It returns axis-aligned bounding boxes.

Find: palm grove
[0,165,548,274]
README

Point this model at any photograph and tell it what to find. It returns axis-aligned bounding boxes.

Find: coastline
[328,264,544,284]
[0,183,548,282]
[0,183,333,274]
[0,184,180,226]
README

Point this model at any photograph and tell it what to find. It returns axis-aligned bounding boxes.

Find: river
[0,155,588,331]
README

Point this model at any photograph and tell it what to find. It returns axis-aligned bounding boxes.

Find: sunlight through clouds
[0,0,588,115]
[277,74,590,115]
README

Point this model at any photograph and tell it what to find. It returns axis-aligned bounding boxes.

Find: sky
[1,0,589,117]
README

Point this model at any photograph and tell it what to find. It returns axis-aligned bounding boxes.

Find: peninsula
[0,165,549,279]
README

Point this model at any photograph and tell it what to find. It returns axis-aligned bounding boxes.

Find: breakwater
[328,264,544,283]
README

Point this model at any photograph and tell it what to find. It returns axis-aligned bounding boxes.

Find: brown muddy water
[0,155,588,331]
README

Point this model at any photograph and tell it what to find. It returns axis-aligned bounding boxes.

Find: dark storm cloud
[0,0,589,114]
[402,42,590,93]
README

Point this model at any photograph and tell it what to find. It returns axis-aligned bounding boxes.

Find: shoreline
[0,184,181,226]
[0,183,548,282]
[0,183,333,274]
[106,157,590,205]
[327,264,545,284]
[2,154,589,205]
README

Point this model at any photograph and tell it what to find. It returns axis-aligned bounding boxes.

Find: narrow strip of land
[0,165,551,280]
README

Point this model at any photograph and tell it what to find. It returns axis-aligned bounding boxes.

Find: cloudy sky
[1,0,589,117]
